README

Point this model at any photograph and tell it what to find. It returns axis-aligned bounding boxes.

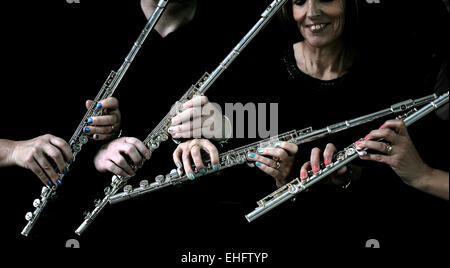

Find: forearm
[409,166,449,201]
[0,139,16,168]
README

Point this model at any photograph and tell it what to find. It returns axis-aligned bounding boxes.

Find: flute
[245,91,449,223]
[108,93,438,204]
[21,0,170,237]
[75,0,290,235]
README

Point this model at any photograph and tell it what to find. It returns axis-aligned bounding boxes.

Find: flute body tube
[245,92,449,223]
[108,93,439,204]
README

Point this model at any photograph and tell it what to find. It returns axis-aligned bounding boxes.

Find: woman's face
[293,0,346,48]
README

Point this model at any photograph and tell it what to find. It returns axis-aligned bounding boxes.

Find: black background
[0,0,449,263]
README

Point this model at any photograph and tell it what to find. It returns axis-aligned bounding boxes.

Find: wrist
[0,139,18,167]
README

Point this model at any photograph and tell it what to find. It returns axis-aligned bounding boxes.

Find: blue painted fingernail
[57,179,62,185]
[96,103,102,109]
[87,118,93,125]
[47,181,53,187]
[248,153,256,158]
[63,168,68,174]
[257,148,264,154]
[275,141,282,148]
[177,162,182,169]
[189,173,195,180]
[84,127,90,133]
[213,165,219,171]
[94,134,99,140]
[200,168,207,174]
[68,159,73,165]
[256,162,262,167]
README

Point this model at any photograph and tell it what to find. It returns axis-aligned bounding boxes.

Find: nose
[306,0,321,17]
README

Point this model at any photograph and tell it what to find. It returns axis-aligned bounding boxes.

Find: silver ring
[275,161,281,170]
[385,143,393,155]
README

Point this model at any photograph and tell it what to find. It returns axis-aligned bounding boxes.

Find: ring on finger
[385,143,393,155]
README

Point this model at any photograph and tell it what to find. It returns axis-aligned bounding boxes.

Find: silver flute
[108,93,439,204]
[75,0,289,235]
[245,91,449,223]
[21,0,170,237]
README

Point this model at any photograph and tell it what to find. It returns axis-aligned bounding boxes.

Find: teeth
[311,24,326,31]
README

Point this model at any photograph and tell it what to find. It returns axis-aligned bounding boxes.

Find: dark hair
[279,0,360,46]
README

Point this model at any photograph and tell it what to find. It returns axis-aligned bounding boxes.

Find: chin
[304,37,333,48]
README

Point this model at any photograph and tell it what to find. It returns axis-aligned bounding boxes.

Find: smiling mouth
[306,23,330,33]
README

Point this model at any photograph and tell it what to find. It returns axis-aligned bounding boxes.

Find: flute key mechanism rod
[21,0,170,237]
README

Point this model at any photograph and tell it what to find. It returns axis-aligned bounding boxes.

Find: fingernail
[324,159,330,165]
[275,141,282,148]
[87,118,93,125]
[84,127,90,133]
[213,164,219,171]
[256,162,262,167]
[177,162,182,169]
[313,166,319,173]
[300,172,307,179]
[356,141,362,145]
[248,153,256,159]
[200,168,207,174]
[365,135,370,140]
[257,148,264,154]
[380,125,385,129]
[96,103,102,109]
[47,181,53,187]
[189,173,196,180]
[57,179,62,185]
[68,159,73,165]
[94,134,99,140]
[63,168,68,174]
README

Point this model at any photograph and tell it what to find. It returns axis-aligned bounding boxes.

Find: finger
[91,133,117,141]
[28,159,53,187]
[256,147,289,162]
[171,107,202,126]
[183,95,208,109]
[275,141,298,156]
[359,153,390,165]
[248,153,278,169]
[190,145,206,174]
[255,161,279,178]
[83,125,117,135]
[85,100,94,110]
[300,161,312,180]
[118,143,143,167]
[356,140,389,155]
[199,140,220,170]
[125,137,151,160]
[98,97,119,110]
[381,119,409,136]
[323,143,337,165]
[34,153,60,185]
[110,153,136,177]
[172,145,184,169]
[168,116,207,134]
[42,143,67,174]
[182,149,195,180]
[49,136,73,163]
[365,128,397,144]
[88,114,118,126]
[335,166,348,176]
[310,148,322,174]
[104,160,129,177]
